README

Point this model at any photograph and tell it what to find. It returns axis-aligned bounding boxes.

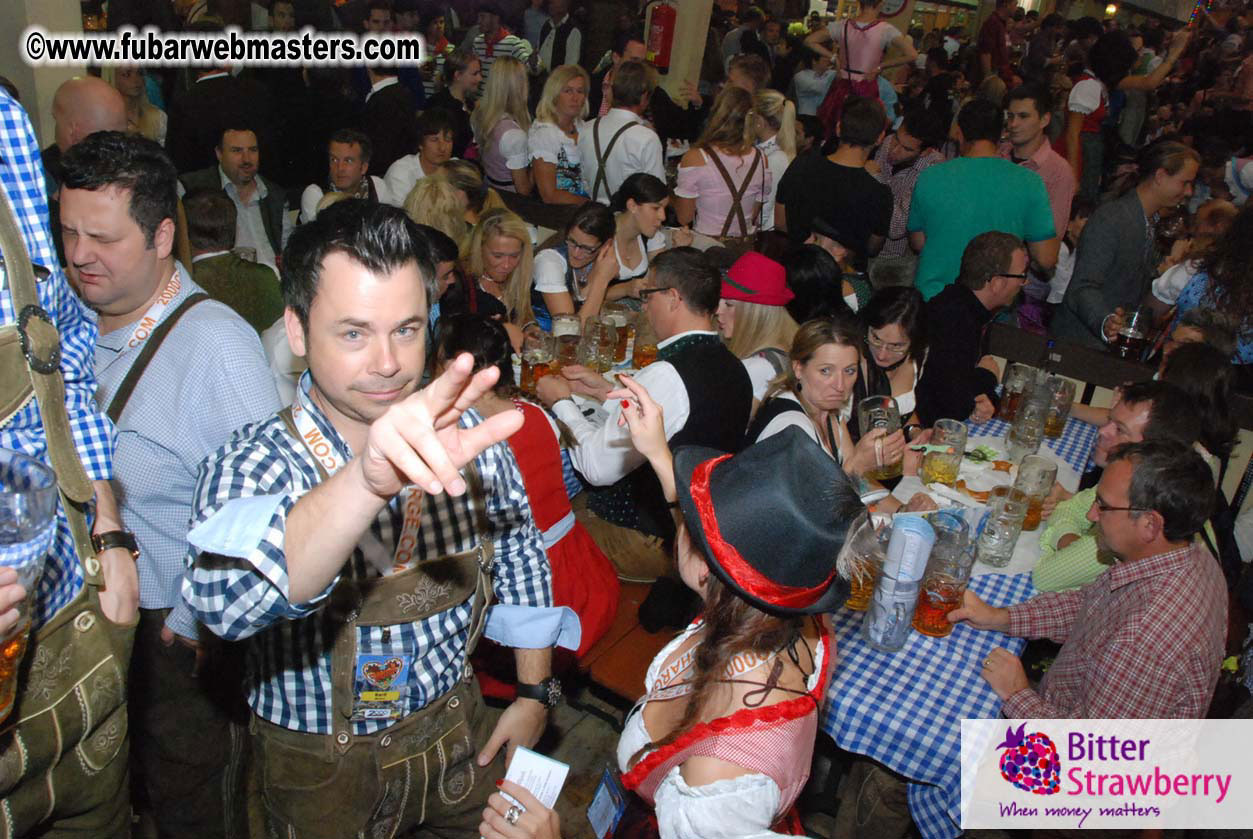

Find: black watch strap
[515,677,562,708]
[92,530,139,560]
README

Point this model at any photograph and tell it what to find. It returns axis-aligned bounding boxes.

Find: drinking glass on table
[602,310,632,364]
[912,511,974,638]
[976,486,1029,568]
[632,312,659,368]
[551,314,581,371]
[519,330,554,397]
[857,396,904,482]
[921,419,967,486]
[0,449,58,724]
[998,363,1036,422]
[843,511,886,611]
[1006,393,1047,463]
[1042,376,1075,439]
[1014,454,1058,532]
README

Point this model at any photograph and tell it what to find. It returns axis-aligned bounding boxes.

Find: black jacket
[166,74,276,175]
[179,167,287,258]
[914,283,1000,425]
[360,81,418,177]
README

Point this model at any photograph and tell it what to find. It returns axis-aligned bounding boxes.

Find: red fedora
[721,252,794,307]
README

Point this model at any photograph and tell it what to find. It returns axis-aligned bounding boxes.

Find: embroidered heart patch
[362,657,404,689]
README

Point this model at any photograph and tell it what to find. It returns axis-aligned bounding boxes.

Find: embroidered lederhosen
[249,408,498,837]
[0,192,136,838]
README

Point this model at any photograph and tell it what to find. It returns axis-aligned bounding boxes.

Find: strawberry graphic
[996,723,1061,795]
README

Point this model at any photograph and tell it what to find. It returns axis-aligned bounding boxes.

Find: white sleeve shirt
[551,360,691,486]
[577,109,666,204]
[383,155,424,207]
[299,184,323,225]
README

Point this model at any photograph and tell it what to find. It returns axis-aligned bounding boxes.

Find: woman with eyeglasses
[530,202,619,328]
[851,286,929,437]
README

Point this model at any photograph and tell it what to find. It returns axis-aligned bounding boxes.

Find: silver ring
[505,806,521,825]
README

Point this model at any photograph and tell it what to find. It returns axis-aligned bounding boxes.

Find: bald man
[43,76,127,194]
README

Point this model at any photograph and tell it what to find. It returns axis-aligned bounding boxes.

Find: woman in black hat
[480,377,863,839]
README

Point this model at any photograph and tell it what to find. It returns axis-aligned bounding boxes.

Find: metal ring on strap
[17,304,61,374]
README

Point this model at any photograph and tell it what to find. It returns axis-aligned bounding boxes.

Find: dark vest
[586,333,752,540]
[530,243,580,332]
[178,166,285,257]
[744,393,805,448]
[540,17,578,69]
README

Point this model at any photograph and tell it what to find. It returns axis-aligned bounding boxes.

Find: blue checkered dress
[0,90,115,628]
[183,382,553,735]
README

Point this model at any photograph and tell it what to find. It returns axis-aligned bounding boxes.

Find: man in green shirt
[906,99,1059,300]
[1034,381,1198,592]
[185,188,284,334]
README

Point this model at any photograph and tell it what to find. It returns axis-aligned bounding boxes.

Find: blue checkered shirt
[0,90,115,628]
[183,377,558,734]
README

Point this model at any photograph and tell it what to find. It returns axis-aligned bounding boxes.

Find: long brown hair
[764,315,863,401]
[695,86,756,157]
[628,541,806,768]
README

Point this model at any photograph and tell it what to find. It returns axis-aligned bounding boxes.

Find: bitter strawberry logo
[997,723,1061,795]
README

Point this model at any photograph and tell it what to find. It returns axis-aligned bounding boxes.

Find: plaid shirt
[183,375,554,734]
[0,90,115,627]
[872,141,943,259]
[1004,543,1227,719]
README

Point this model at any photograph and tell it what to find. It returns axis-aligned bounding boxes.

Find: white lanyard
[289,386,425,576]
[125,269,181,350]
[642,634,774,705]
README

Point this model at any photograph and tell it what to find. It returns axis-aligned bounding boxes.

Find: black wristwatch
[516,677,562,709]
[92,530,139,560]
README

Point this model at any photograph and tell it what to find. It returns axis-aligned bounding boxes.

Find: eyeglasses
[638,286,672,300]
[998,272,1030,281]
[866,332,909,354]
[1093,495,1149,514]
[566,238,601,256]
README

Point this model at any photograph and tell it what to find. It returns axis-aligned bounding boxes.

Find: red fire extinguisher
[645,0,677,70]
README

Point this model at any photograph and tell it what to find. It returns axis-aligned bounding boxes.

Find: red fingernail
[495,779,503,787]
[621,400,631,408]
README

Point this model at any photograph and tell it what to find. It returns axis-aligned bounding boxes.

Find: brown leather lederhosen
[249,408,498,837]
[589,117,639,204]
[705,148,765,256]
[0,192,136,838]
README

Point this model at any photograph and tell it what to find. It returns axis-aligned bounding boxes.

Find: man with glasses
[868,108,945,288]
[915,232,1027,426]
[536,248,752,603]
[951,439,1227,719]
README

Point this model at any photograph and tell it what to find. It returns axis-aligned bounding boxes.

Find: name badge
[587,767,628,838]
[351,654,412,721]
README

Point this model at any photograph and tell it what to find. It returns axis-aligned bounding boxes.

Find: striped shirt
[0,89,115,628]
[183,373,557,734]
[473,30,533,95]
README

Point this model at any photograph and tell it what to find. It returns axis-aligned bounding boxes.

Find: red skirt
[817,77,881,142]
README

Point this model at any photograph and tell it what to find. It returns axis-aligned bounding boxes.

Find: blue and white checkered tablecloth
[822,572,1037,839]
[966,416,1100,476]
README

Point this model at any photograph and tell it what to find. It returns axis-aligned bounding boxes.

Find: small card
[350,654,411,721]
[587,767,628,839]
[503,746,569,810]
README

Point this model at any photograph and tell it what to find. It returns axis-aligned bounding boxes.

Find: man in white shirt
[535,248,753,582]
[382,108,455,207]
[300,128,392,223]
[535,0,581,72]
[178,127,292,273]
[577,60,665,204]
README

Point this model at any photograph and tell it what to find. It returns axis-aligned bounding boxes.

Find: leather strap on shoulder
[105,292,210,423]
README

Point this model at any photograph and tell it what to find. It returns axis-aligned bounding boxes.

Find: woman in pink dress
[805,0,917,140]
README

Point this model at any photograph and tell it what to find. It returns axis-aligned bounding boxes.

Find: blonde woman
[102,65,166,144]
[440,160,507,226]
[528,64,590,205]
[716,252,799,410]
[403,176,469,244]
[442,208,534,348]
[674,86,770,251]
[472,55,533,196]
[752,90,796,232]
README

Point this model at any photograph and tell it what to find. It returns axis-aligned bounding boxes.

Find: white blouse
[616,622,827,839]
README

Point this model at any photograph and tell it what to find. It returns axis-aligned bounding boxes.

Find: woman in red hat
[480,379,862,839]
[717,252,800,413]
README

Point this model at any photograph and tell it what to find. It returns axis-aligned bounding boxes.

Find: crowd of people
[1,0,1252,836]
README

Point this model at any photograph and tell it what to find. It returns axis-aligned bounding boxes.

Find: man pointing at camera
[184,200,574,837]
